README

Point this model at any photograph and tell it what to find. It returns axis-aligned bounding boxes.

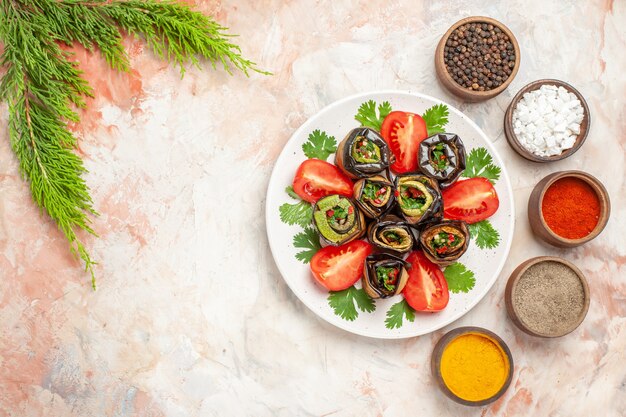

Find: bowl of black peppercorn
[435,16,520,102]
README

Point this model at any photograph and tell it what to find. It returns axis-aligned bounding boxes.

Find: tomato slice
[442,177,499,224]
[310,240,373,291]
[380,111,428,173]
[292,159,353,203]
[402,251,449,312]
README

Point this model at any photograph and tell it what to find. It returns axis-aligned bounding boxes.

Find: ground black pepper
[512,261,586,336]
[444,22,516,92]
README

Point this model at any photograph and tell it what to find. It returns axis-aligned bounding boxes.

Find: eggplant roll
[367,215,415,255]
[353,175,395,218]
[312,195,366,246]
[336,127,392,178]
[418,133,466,188]
[419,220,470,266]
[394,174,443,225]
[362,254,410,299]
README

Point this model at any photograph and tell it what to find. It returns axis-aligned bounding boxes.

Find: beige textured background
[0,1,624,416]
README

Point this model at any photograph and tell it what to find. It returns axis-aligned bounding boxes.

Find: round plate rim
[265,89,515,339]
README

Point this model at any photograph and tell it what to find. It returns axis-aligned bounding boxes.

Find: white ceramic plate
[266,91,514,339]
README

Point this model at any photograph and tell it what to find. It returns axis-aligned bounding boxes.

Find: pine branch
[0,0,268,288]
[0,1,98,287]
[34,0,131,71]
[95,0,270,76]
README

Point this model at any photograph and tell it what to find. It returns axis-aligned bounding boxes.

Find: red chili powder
[541,177,600,239]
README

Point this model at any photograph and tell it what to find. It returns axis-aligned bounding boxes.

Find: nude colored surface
[0,0,624,416]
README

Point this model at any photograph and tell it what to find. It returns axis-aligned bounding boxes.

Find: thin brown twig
[23,80,49,183]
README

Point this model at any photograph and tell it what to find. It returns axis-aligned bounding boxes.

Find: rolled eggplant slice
[336,128,392,178]
[353,175,395,218]
[419,220,470,266]
[362,253,410,299]
[394,174,443,225]
[312,194,366,246]
[418,133,466,188]
[367,215,415,255]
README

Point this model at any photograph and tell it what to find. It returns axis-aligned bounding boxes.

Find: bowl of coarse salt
[504,79,590,162]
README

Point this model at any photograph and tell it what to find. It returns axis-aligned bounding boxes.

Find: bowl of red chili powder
[528,171,610,247]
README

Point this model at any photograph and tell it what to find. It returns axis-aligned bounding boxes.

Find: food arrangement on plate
[274,97,506,330]
[266,14,612,406]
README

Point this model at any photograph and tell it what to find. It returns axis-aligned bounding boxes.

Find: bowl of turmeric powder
[528,170,610,248]
[431,327,514,406]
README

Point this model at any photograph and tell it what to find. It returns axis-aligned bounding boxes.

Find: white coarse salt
[511,85,584,157]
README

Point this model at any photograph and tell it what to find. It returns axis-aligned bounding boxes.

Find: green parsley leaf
[378,101,393,124]
[293,227,321,263]
[468,220,501,249]
[279,200,312,228]
[302,129,337,160]
[354,100,392,131]
[463,147,501,184]
[444,262,476,294]
[285,185,299,200]
[385,299,416,329]
[422,104,450,136]
[327,286,376,321]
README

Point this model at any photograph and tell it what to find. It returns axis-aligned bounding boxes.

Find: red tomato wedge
[380,111,428,173]
[292,159,353,203]
[310,240,373,291]
[402,251,449,312]
[442,177,499,224]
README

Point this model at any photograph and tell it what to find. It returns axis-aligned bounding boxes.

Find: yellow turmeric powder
[440,333,509,402]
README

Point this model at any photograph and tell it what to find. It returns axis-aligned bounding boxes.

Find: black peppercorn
[443,21,515,92]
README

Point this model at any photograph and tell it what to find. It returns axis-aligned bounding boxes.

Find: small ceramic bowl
[504,79,590,162]
[435,16,521,102]
[431,327,514,406]
[505,256,590,338]
[528,170,610,247]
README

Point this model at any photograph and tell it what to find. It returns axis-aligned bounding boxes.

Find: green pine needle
[0,0,268,288]
[96,0,270,76]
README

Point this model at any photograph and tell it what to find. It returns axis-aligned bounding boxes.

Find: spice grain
[444,22,516,91]
[542,177,600,239]
[513,261,585,336]
[440,333,509,402]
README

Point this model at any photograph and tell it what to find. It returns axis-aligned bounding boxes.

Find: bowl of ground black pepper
[528,170,610,248]
[435,17,520,101]
[505,256,590,338]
